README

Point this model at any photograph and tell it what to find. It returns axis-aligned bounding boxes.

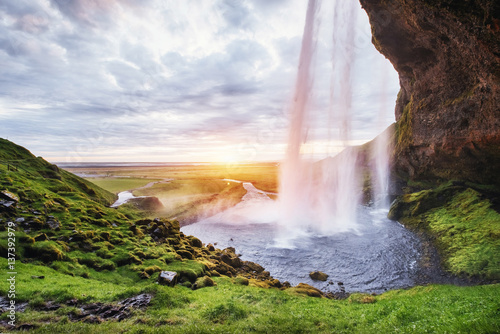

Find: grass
[89,178,162,194]
[389,182,500,280]
[1,260,499,333]
[2,137,500,332]
[66,163,279,193]
[426,188,500,279]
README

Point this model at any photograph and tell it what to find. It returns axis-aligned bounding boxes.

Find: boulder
[157,271,178,286]
[192,276,215,290]
[232,276,249,286]
[309,271,329,281]
[242,261,264,273]
[292,283,324,298]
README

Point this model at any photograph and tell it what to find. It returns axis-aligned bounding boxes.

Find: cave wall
[360,0,500,187]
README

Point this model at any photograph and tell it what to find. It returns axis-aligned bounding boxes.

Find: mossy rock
[348,293,376,304]
[232,276,249,286]
[289,283,324,298]
[309,271,329,281]
[176,249,194,260]
[25,241,65,262]
[192,276,216,290]
[189,236,203,248]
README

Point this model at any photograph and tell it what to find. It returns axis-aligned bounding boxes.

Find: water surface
[182,182,422,294]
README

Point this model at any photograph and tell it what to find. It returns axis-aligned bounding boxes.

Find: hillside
[0,141,499,333]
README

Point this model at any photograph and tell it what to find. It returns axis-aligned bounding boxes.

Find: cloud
[0,0,399,162]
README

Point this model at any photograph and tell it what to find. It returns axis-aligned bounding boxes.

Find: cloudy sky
[0,0,399,163]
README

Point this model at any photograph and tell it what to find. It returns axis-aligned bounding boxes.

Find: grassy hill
[0,138,499,333]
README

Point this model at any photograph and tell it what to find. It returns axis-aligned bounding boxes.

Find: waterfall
[277,0,363,245]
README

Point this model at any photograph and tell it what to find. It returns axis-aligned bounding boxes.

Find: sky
[0,0,400,163]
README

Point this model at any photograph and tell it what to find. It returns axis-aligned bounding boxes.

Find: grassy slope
[389,182,500,280]
[1,259,499,333]
[1,138,500,332]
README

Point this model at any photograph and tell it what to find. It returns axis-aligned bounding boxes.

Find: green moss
[395,97,413,151]
[390,183,500,280]
[425,189,500,279]
[25,241,66,262]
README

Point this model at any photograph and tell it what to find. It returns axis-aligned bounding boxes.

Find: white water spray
[277,0,363,244]
[372,62,393,209]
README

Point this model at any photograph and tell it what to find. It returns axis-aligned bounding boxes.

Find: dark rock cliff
[360,0,500,187]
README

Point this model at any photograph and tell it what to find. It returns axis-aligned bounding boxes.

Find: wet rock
[0,296,28,313]
[71,294,152,322]
[309,271,329,281]
[242,261,265,273]
[158,271,178,286]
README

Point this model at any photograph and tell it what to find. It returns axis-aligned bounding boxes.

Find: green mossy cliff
[0,138,281,289]
[360,0,500,187]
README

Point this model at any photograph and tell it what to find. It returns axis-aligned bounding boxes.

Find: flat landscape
[65,163,279,225]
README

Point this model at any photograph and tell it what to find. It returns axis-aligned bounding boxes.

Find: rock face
[360,0,500,187]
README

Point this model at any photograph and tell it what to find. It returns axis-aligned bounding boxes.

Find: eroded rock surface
[360,0,500,186]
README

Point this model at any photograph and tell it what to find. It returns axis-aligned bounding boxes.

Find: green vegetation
[395,96,413,152]
[89,178,162,194]
[0,260,499,333]
[67,163,279,193]
[1,138,500,332]
[389,181,500,280]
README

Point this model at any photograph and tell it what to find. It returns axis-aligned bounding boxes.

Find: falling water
[277,0,362,244]
[372,64,392,209]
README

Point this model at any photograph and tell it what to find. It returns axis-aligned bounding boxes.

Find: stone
[292,283,324,298]
[192,276,215,290]
[360,0,500,187]
[189,236,203,248]
[242,261,265,273]
[309,271,329,281]
[0,190,18,202]
[46,219,60,230]
[157,271,178,286]
[232,276,249,286]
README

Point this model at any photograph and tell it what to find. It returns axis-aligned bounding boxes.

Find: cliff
[360,0,500,187]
